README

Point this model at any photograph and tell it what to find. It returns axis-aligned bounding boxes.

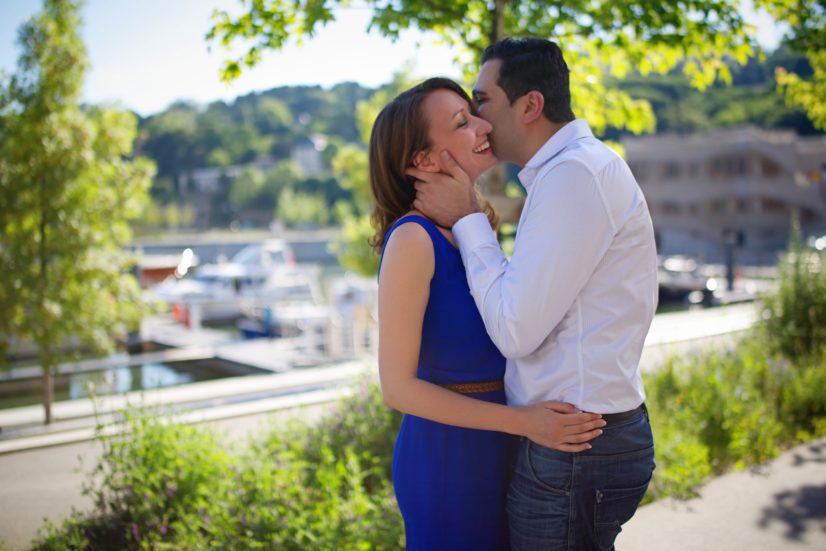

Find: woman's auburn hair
[368,77,499,253]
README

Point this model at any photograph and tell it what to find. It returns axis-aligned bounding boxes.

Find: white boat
[150,239,296,323]
[236,266,330,352]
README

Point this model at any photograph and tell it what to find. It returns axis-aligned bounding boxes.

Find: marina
[0,233,769,453]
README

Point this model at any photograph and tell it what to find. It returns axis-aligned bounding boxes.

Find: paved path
[618,437,826,550]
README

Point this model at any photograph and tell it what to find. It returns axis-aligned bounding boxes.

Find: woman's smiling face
[415,89,497,181]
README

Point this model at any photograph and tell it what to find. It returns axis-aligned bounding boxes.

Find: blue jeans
[507,406,655,550]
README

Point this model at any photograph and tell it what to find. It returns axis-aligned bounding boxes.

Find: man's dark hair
[481,37,575,123]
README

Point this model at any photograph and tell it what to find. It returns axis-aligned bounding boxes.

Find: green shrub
[644,335,826,501]
[761,222,826,359]
[30,384,404,551]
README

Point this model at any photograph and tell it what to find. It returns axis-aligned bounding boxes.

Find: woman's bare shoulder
[381,218,435,280]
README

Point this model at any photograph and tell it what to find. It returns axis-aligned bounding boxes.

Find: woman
[371,78,604,550]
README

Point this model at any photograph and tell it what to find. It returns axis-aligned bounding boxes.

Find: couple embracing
[371,37,658,551]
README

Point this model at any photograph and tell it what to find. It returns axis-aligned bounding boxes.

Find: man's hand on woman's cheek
[408,150,481,228]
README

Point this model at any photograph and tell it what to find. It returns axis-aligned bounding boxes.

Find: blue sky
[1,0,787,117]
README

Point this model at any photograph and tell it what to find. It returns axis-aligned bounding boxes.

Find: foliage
[643,334,826,502]
[31,385,404,551]
[777,49,826,131]
[207,0,761,270]
[608,48,821,137]
[644,230,826,500]
[208,1,754,130]
[0,0,153,422]
[760,219,826,359]
[757,0,826,130]
[276,188,330,228]
[328,205,382,276]
[137,84,372,184]
[134,200,196,233]
[325,72,417,276]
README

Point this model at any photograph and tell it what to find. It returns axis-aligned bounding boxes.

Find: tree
[208,0,756,274]
[758,0,826,130]
[209,1,755,132]
[327,72,416,275]
[0,0,154,423]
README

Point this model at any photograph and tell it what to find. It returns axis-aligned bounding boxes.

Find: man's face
[473,59,519,164]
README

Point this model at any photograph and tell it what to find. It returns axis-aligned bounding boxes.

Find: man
[408,37,658,550]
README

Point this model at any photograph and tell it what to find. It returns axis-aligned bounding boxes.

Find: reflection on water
[67,362,197,399]
[0,358,261,410]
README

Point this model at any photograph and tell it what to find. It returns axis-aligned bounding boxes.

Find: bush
[761,223,826,359]
[644,334,826,502]
[31,384,404,551]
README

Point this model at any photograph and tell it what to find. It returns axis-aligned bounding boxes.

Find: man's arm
[378,221,605,450]
[456,162,615,358]
[412,152,615,358]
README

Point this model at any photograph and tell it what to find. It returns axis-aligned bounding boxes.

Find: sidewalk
[618,437,826,550]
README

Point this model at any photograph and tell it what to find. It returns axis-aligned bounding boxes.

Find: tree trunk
[39,175,52,425]
[41,363,54,425]
[479,0,519,224]
[492,0,506,44]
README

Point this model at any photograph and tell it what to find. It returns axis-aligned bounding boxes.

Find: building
[623,127,826,264]
[290,135,325,175]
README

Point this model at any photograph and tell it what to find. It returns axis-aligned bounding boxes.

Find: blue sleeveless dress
[380,215,513,551]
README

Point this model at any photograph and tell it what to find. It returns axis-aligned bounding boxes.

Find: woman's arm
[378,222,603,451]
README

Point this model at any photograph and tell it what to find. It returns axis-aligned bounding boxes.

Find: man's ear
[412,149,440,173]
[520,90,545,124]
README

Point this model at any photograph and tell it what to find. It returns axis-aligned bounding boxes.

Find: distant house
[623,127,826,264]
[177,158,280,227]
[290,135,325,175]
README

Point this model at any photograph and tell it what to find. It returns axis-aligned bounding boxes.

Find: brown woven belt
[439,380,505,394]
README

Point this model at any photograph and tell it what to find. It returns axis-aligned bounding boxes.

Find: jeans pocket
[526,441,571,497]
[593,478,651,546]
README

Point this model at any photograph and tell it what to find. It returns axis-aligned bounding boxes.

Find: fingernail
[587,444,592,449]
[440,150,450,160]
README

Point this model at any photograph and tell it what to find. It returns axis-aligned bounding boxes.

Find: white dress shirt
[453,119,658,413]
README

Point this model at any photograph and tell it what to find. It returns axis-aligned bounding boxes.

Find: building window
[709,155,749,180]
[761,198,786,213]
[687,163,700,178]
[662,202,681,215]
[663,162,681,178]
[759,156,782,177]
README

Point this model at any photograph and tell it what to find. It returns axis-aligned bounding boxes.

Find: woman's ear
[412,149,440,173]
[521,90,545,124]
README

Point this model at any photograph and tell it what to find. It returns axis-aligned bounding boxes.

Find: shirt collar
[517,119,594,189]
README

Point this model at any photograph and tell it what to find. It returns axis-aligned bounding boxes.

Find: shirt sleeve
[453,161,616,359]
